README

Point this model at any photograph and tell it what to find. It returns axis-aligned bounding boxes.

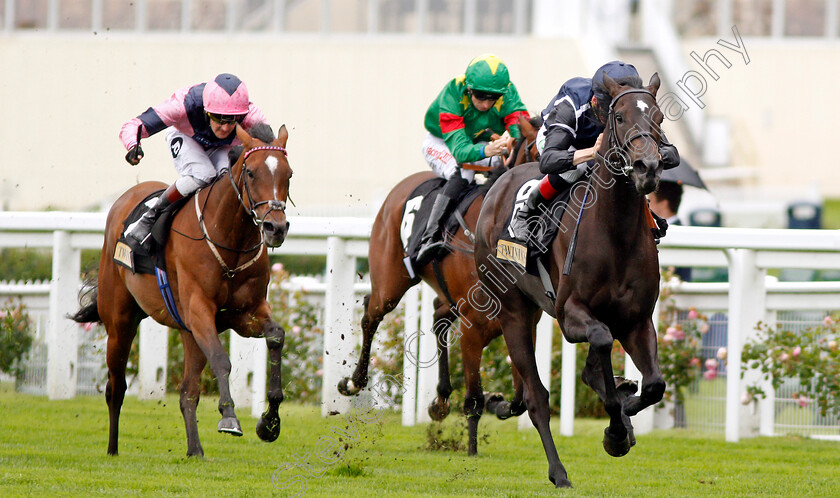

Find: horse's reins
[194,145,289,278]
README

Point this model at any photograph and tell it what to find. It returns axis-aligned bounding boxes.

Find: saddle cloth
[495,173,582,275]
[400,178,484,267]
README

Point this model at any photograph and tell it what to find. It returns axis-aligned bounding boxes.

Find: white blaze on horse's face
[636,100,649,113]
[265,155,278,175]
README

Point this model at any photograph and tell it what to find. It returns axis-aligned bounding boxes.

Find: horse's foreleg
[564,300,631,457]
[256,318,285,443]
[188,300,241,436]
[179,331,207,456]
[339,288,403,396]
[428,299,455,421]
[620,319,666,416]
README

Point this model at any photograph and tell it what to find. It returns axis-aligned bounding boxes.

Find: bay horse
[474,73,667,487]
[70,123,292,457]
[337,115,539,455]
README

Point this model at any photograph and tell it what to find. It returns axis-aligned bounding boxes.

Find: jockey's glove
[125,143,144,166]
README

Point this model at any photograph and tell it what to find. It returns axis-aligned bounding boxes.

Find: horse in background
[474,74,667,486]
[71,123,292,457]
[338,115,539,455]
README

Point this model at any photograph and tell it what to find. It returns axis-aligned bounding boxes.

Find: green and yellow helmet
[464,54,510,94]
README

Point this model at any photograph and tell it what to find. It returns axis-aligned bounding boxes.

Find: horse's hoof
[553,478,573,488]
[256,412,281,442]
[338,377,361,396]
[427,398,451,421]
[218,416,243,437]
[602,427,631,457]
[615,377,639,395]
[484,392,504,410]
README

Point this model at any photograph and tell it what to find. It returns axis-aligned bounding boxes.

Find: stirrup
[416,239,445,265]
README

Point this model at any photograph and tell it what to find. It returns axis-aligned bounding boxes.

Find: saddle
[113,190,189,275]
[496,173,578,276]
[400,178,484,274]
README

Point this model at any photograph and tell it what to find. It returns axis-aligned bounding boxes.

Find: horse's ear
[275,124,289,148]
[236,124,254,148]
[646,72,661,97]
[602,72,622,97]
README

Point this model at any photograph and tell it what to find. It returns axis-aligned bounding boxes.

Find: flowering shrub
[741,315,840,420]
[0,299,33,378]
[657,269,713,404]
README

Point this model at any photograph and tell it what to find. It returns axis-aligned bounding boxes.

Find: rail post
[137,319,168,400]
[47,230,80,399]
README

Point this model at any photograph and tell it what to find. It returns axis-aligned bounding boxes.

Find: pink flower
[829,341,838,352]
[824,316,835,326]
[716,347,727,360]
[505,356,512,365]
[780,353,790,362]
[699,322,710,334]
[741,391,753,405]
[671,328,685,340]
[292,325,302,334]
[797,395,810,408]
[792,346,801,358]
[271,262,284,273]
[666,326,679,336]
[687,309,698,320]
[705,358,718,370]
[316,369,324,376]
[703,369,717,381]
[690,357,701,367]
[662,333,675,344]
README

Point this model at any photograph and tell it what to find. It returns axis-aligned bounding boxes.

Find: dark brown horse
[474,73,667,487]
[337,115,539,455]
[70,123,292,456]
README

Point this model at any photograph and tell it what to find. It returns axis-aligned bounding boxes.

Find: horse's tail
[67,272,101,324]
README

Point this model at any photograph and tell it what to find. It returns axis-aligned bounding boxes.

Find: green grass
[821,199,840,229]
[1,383,838,497]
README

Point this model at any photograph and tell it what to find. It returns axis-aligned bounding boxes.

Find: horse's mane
[228,122,276,165]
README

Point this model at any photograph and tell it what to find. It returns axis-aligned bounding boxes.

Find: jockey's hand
[485,136,513,158]
[592,133,604,156]
[125,143,144,166]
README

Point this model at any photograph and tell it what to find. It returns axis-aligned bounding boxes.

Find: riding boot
[416,176,468,266]
[509,183,551,244]
[124,184,181,245]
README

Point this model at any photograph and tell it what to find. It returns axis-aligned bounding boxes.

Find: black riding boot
[416,177,468,266]
[125,186,177,245]
[509,184,550,243]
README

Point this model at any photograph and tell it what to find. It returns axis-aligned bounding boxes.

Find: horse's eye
[246,169,255,179]
[615,113,624,124]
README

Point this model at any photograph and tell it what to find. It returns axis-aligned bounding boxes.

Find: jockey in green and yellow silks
[417,54,530,265]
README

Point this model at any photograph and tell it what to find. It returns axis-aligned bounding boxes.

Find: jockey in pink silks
[119,73,267,245]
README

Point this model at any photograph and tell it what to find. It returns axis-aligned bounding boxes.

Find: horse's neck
[202,173,261,248]
[591,161,647,243]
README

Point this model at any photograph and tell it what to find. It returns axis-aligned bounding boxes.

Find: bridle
[194,144,290,278]
[231,145,289,225]
[601,88,659,176]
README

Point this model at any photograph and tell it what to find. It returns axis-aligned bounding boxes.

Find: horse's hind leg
[99,270,141,456]
[103,319,139,455]
[620,319,666,417]
[338,277,411,396]
[179,331,208,457]
[500,298,570,487]
[428,298,456,421]
[459,319,486,456]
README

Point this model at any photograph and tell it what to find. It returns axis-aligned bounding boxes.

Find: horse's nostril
[263,222,276,233]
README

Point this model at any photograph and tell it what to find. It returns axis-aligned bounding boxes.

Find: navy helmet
[591,61,639,101]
